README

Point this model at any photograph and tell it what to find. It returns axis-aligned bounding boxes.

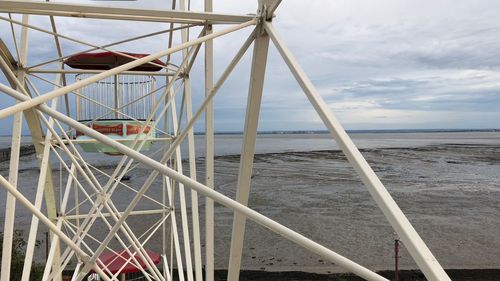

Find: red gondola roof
[65,51,166,72]
[97,249,161,274]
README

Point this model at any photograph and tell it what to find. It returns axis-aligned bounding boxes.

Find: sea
[1,129,500,158]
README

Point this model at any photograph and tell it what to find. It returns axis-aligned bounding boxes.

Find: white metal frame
[0,1,451,281]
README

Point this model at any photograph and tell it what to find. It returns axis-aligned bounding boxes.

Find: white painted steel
[0,14,28,280]
[0,176,115,281]
[0,15,170,72]
[37,98,167,281]
[227,24,270,281]
[204,0,215,279]
[0,83,389,281]
[162,255,171,281]
[55,44,193,276]
[183,75,203,281]
[49,31,255,281]
[0,0,254,24]
[0,19,257,120]
[2,25,254,281]
[26,25,190,70]
[0,27,57,217]
[42,163,75,281]
[0,92,23,281]
[178,1,203,276]
[20,98,57,281]
[264,21,451,281]
[169,80,194,281]
[0,3,454,281]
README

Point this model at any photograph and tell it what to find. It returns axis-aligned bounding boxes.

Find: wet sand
[1,141,499,277]
[204,144,500,273]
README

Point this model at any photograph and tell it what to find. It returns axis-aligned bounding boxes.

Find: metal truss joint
[96,192,111,204]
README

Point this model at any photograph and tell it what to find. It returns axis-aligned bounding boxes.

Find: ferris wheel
[0,1,451,281]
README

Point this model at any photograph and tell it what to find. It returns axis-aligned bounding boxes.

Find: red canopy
[97,249,161,274]
[65,51,166,72]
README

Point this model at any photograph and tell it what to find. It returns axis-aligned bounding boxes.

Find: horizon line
[2,127,499,137]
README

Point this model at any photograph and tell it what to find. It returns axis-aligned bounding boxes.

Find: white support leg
[0,14,28,281]
[179,0,203,277]
[263,21,451,281]
[0,91,23,281]
[42,164,76,281]
[1,28,255,280]
[0,176,114,281]
[165,169,185,281]
[204,1,215,280]
[21,99,58,281]
[184,75,203,281]
[71,262,82,281]
[170,86,194,281]
[162,254,172,281]
[227,23,270,281]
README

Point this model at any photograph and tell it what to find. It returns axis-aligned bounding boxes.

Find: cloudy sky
[1,0,500,133]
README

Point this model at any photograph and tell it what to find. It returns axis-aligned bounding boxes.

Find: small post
[45,231,49,260]
[114,74,120,119]
[394,239,400,281]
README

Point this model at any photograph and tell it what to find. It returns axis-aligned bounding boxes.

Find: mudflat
[202,144,500,273]
[0,141,499,277]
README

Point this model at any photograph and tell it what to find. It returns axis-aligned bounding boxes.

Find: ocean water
[2,130,499,160]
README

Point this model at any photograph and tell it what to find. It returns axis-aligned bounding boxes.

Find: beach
[0,131,499,278]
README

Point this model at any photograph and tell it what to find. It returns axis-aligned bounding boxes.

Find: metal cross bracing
[0,0,452,281]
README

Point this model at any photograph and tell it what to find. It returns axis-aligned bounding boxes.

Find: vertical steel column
[44,63,66,281]
[0,19,64,281]
[204,1,215,281]
[227,23,270,281]
[20,99,58,281]
[47,12,68,273]
[0,14,28,281]
[179,1,203,278]
[168,87,188,281]
[184,76,203,280]
[0,80,24,281]
[264,21,451,281]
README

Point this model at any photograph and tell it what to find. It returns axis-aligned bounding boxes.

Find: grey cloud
[2,0,500,132]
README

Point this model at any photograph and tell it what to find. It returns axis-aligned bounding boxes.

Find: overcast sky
[1,0,500,133]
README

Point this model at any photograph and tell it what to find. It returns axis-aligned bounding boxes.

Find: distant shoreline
[0,144,36,162]
[1,128,500,137]
[204,128,500,135]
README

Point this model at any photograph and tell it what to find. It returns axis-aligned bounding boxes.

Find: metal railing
[76,74,156,121]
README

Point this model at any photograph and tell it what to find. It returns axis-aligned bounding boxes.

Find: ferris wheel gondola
[65,51,163,155]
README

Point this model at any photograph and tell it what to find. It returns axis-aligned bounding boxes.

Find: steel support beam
[263,21,451,281]
[179,0,203,277]
[0,15,29,281]
[0,83,389,281]
[27,68,177,77]
[0,19,256,120]
[0,0,254,24]
[204,1,215,280]
[0,81,24,281]
[227,24,270,281]
[0,176,113,281]
[20,99,57,281]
